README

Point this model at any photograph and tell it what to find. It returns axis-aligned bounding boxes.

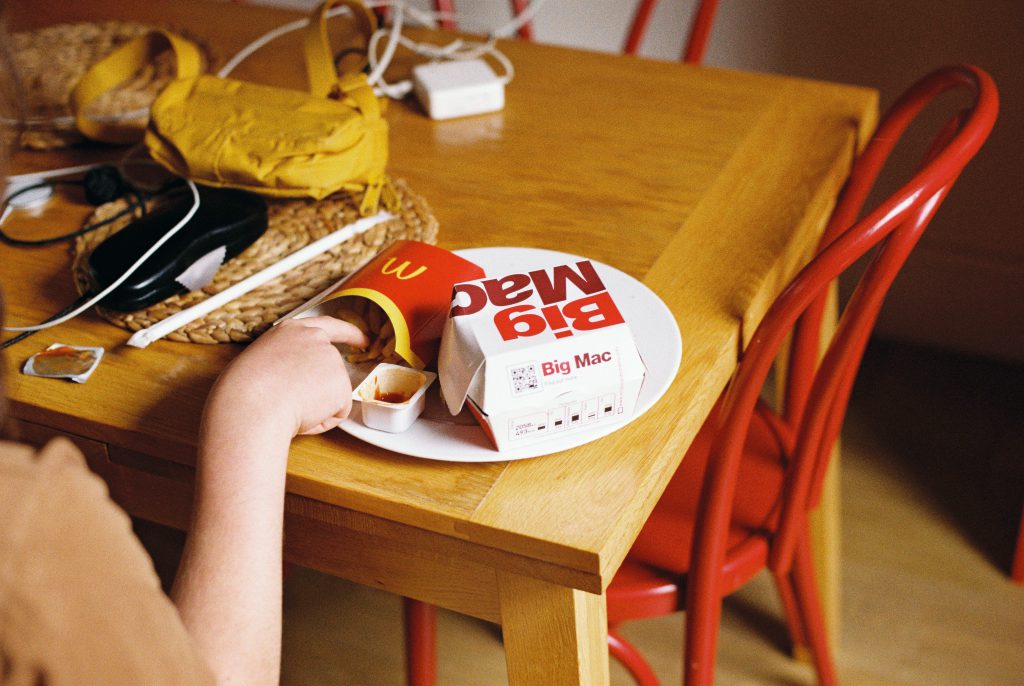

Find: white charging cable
[365,2,409,98]
[219,0,545,99]
[1,164,102,225]
[5,0,546,132]
[368,0,544,94]
[1,149,180,233]
[4,163,103,202]
[2,178,201,333]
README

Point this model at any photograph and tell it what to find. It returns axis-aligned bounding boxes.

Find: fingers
[300,417,342,435]
[285,315,371,350]
[298,401,352,435]
[321,298,403,366]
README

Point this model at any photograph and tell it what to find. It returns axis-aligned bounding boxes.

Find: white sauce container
[353,363,437,433]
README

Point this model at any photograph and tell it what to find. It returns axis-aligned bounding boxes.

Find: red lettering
[561,292,624,331]
[484,273,533,307]
[540,304,572,337]
[494,305,548,341]
[450,284,488,317]
[529,261,606,305]
[574,351,612,368]
[540,304,568,329]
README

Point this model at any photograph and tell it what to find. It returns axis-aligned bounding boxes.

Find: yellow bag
[71,1,396,215]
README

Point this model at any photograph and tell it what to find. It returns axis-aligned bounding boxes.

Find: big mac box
[282,240,484,370]
[439,258,647,451]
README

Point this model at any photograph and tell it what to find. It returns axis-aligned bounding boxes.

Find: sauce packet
[23,344,104,383]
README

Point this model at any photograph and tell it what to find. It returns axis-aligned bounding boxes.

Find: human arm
[170,316,368,686]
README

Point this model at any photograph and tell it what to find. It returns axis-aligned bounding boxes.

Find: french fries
[330,296,405,365]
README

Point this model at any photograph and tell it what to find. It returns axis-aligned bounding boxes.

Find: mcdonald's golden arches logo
[381,258,428,280]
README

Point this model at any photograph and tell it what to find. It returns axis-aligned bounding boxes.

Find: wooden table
[2,2,877,683]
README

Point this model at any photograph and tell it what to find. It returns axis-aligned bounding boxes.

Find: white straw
[126,211,393,348]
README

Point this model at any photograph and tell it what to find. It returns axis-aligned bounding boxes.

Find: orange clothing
[0,438,213,685]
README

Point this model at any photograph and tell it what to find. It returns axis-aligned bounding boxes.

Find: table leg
[498,572,609,686]
[811,285,842,648]
[774,283,842,656]
[810,450,841,647]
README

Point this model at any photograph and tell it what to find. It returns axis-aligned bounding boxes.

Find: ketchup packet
[23,344,104,383]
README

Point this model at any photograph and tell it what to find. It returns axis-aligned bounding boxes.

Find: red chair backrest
[510,0,534,40]
[432,0,533,39]
[689,65,999,586]
[434,1,718,61]
[623,0,719,62]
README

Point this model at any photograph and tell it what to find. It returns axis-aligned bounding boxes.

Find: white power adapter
[412,59,505,120]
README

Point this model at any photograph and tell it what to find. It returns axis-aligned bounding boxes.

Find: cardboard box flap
[438,315,487,414]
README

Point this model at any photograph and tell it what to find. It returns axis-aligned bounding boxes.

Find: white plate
[339,247,681,462]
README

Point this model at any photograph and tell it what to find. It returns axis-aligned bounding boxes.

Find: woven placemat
[71,178,439,344]
[11,21,213,150]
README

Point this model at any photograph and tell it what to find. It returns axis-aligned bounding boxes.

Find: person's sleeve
[0,438,215,686]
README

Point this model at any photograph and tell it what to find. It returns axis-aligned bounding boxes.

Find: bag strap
[303,0,378,99]
[304,0,388,213]
[71,30,203,144]
[73,2,378,143]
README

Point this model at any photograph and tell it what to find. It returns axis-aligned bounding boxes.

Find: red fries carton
[439,259,647,450]
[282,240,485,369]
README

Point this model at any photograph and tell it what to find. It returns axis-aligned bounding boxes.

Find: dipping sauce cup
[353,363,437,433]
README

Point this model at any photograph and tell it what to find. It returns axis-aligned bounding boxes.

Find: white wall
[257,0,1023,361]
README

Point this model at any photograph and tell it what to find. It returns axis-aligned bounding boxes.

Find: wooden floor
[235,341,1024,684]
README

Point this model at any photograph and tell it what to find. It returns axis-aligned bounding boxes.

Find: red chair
[431,1,719,62]
[606,64,998,685]
[405,64,997,686]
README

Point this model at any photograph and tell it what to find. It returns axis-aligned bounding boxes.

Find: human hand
[181,316,367,685]
[203,316,370,438]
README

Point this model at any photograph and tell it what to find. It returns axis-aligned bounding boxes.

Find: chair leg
[433,0,458,31]
[791,534,838,686]
[683,578,722,686]
[772,569,811,660]
[623,0,658,55]
[404,598,437,686]
[608,627,660,686]
[508,0,534,40]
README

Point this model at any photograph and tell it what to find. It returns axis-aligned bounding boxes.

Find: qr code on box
[508,363,541,396]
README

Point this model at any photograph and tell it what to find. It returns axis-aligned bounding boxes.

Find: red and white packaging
[439,259,647,451]
[280,240,485,369]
